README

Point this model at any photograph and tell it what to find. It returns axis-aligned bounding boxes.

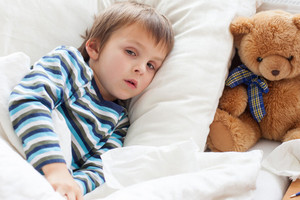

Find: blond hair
[78,1,174,62]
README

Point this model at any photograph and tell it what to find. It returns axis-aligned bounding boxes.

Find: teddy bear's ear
[230,17,253,48]
[293,14,300,30]
[230,17,253,36]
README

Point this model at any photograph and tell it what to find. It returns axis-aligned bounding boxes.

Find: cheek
[142,74,155,89]
[101,46,125,67]
[105,54,127,74]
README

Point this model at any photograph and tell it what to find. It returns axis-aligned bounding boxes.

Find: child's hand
[42,163,83,200]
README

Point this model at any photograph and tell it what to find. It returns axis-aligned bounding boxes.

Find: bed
[0,0,299,199]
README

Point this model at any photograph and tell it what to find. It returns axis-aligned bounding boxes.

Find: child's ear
[86,39,100,60]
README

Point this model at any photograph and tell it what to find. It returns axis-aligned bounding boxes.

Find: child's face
[87,24,168,101]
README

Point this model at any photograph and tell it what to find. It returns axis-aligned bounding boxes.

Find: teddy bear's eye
[287,56,294,61]
[257,57,263,62]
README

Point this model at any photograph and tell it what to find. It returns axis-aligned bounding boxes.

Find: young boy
[8,1,174,200]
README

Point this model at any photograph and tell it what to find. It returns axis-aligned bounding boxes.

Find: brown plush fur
[207,10,300,152]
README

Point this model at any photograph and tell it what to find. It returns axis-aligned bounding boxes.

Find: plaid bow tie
[225,64,269,122]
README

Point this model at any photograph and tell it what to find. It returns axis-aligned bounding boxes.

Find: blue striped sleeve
[72,111,129,194]
[8,46,92,171]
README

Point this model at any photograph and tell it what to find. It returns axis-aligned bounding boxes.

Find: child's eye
[126,50,136,56]
[147,63,155,70]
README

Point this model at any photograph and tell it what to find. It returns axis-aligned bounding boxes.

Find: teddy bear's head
[230,10,300,81]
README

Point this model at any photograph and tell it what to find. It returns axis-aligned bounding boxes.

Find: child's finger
[56,188,69,200]
[66,192,76,200]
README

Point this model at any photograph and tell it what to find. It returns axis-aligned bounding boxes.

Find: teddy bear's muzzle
[258,55,292,81]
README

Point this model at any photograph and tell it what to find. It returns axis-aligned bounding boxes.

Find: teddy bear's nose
[272,70,280,76]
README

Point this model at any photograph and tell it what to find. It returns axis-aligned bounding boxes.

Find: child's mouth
[125,79,137,88]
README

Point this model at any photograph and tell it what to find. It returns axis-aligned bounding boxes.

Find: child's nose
[133,64,145,75]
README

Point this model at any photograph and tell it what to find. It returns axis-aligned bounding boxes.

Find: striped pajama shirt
[8,46,129,194]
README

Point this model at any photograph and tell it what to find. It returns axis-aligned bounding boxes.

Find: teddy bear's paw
[283,128,300,142]
[208,122,235,152]
[206,136,222,152]
[208,110,261,152]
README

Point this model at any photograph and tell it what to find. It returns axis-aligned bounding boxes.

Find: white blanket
[85,141,263,200]
[262,139,300,181]
[0,136,263,200]
[0,138,64,200]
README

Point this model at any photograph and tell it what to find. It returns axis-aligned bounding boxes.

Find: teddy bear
[207,10,300,152]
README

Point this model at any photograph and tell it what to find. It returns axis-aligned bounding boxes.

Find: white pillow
[0,0,260,153]
[0,52,31,157]
[258,0,300,13]
[0,0,99,65]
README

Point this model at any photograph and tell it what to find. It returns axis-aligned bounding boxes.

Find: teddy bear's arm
[218,85,248,117]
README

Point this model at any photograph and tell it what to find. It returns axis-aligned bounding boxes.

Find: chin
[116,95,132,101]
